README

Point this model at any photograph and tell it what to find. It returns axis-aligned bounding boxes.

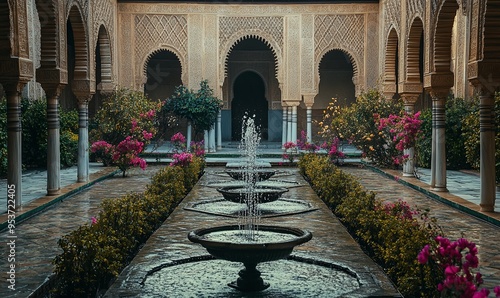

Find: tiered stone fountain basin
[216,185,289,204]
[188,225,312,291]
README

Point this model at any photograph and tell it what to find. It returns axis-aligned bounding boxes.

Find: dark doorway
[231,71,268,141]
[144,50,182,101]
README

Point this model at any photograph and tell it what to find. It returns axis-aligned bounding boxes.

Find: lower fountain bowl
[216,186,289,204]
[188,225,312,264]
[225,169,276,182]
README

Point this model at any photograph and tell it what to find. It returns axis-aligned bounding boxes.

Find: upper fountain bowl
[225,168,276,182]
[217,185,289,204]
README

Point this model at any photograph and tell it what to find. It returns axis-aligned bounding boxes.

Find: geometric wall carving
[219,16,283,83]
[314,14,365,92]
[135,14,187,82]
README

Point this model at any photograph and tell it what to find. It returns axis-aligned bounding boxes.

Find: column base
[77,178,89,183]
[480,203,495,212]
[430,186,448,192]
[47,188,61,196]
[402,172,414,177]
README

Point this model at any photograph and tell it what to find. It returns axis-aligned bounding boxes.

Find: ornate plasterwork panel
[134,14,187,86]
[119,13,133,87]
[219,16,284,84]
[406,0,425,31]
[314,14,364,91]
[92,0,114,51]
[384,0,401,36]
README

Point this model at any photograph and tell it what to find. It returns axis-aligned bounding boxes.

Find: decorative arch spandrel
[218,16,284,88]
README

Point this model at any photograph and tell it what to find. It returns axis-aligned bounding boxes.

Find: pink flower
[142,130,153,140]
[473,288,490,298]
[494,286,500,297]
[91,217,98,225]
[417,245,430,264]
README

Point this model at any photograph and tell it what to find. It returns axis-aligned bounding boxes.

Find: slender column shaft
[291,105,298,143]
[209,126,216,152]
[282,106,287,147]
[204,130,209,151]
[217,110,222,150]
[402,104,415,177]
[6,90,22,208]
[431,96,447,192]
[47,96,61,194]
[306,107,312,142]
[77,102,89,182]
[187,122,192,151]
[479,93,496,211]
[287,106,292,143]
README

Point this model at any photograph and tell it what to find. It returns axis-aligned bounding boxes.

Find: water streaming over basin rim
[184,197,318,218]
[140,255,362,297]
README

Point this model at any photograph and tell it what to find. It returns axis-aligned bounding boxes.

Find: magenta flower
[91,217,98,225]
[417,245,430,264]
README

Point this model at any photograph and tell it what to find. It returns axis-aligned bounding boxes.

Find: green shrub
[318,90,404,168]
[20,98,79,169]
[52,160,203,296]
[90,88,160,146]
[299,154,442,297]
[416,96,476,170]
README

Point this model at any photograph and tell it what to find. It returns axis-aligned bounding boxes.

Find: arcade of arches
[1,0,499,213]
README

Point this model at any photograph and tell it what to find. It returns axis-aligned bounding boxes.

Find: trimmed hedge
[52,158,204,297]
[298,154,443,297]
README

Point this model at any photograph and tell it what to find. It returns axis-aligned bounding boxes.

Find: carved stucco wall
[117,3,379,103]
[314,14,365,95]
[92,0,115,84]
[219,16,284,88]
[135,14,187,88]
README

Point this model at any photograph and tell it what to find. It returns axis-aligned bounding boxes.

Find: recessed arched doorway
[231,71,268,141]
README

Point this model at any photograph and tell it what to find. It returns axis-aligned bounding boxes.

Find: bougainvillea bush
[317,90,404,168]
[90,88,161,147]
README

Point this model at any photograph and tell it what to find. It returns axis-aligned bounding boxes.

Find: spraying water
[239,116,261,240]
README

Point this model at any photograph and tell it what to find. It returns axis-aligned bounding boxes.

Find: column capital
[302,93,316,108]
[426,88,449,100]
[400,93,420,106]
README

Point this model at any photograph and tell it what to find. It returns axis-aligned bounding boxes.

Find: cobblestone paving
[0,166,163,298]
[343,165,500,290]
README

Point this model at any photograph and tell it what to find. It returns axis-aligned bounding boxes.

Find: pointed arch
[142,47,185,86]
[96,24,112,85]
[67,4,89,81]
[0,0,10,58]
[482,1,500,63]
[315,47,359,95]
[384,28,399,95]
[406,17,424,83]
[221,32,282,86]
[432,0,459,74]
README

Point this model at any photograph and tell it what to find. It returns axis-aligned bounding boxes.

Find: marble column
[479,90,496,211]
[204,130,209,152]
[291,105,298,143]
[217,110,222,150]
[287,106,292,143]
[306,106,312,142]
[282,106,287,148]
[209,127,216,152]
[5,83,24,208]
[77,97,91,182]
[430,89,448,192]
[400,93,419,177]
[187,121,192,151]
[46,86,63,195]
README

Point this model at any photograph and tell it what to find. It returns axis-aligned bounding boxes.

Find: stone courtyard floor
[0,151,499,296]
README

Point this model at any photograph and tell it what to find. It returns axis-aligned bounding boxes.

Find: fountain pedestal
[229,262,269,291]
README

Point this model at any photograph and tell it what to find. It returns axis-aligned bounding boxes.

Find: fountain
[188,116,312,292]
